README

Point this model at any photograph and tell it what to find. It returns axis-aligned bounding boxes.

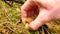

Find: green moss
[0,0,60,34]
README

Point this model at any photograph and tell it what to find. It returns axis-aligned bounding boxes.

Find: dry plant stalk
[2,23,28,34]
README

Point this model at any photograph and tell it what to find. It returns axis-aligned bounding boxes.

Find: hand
[21,0,60,30]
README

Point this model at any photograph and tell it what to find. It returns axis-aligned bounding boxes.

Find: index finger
[21,0,36,24]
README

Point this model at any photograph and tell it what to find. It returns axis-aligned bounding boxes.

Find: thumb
[28,8,51,30]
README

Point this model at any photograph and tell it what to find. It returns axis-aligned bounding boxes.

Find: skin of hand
[21,0,60,30]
